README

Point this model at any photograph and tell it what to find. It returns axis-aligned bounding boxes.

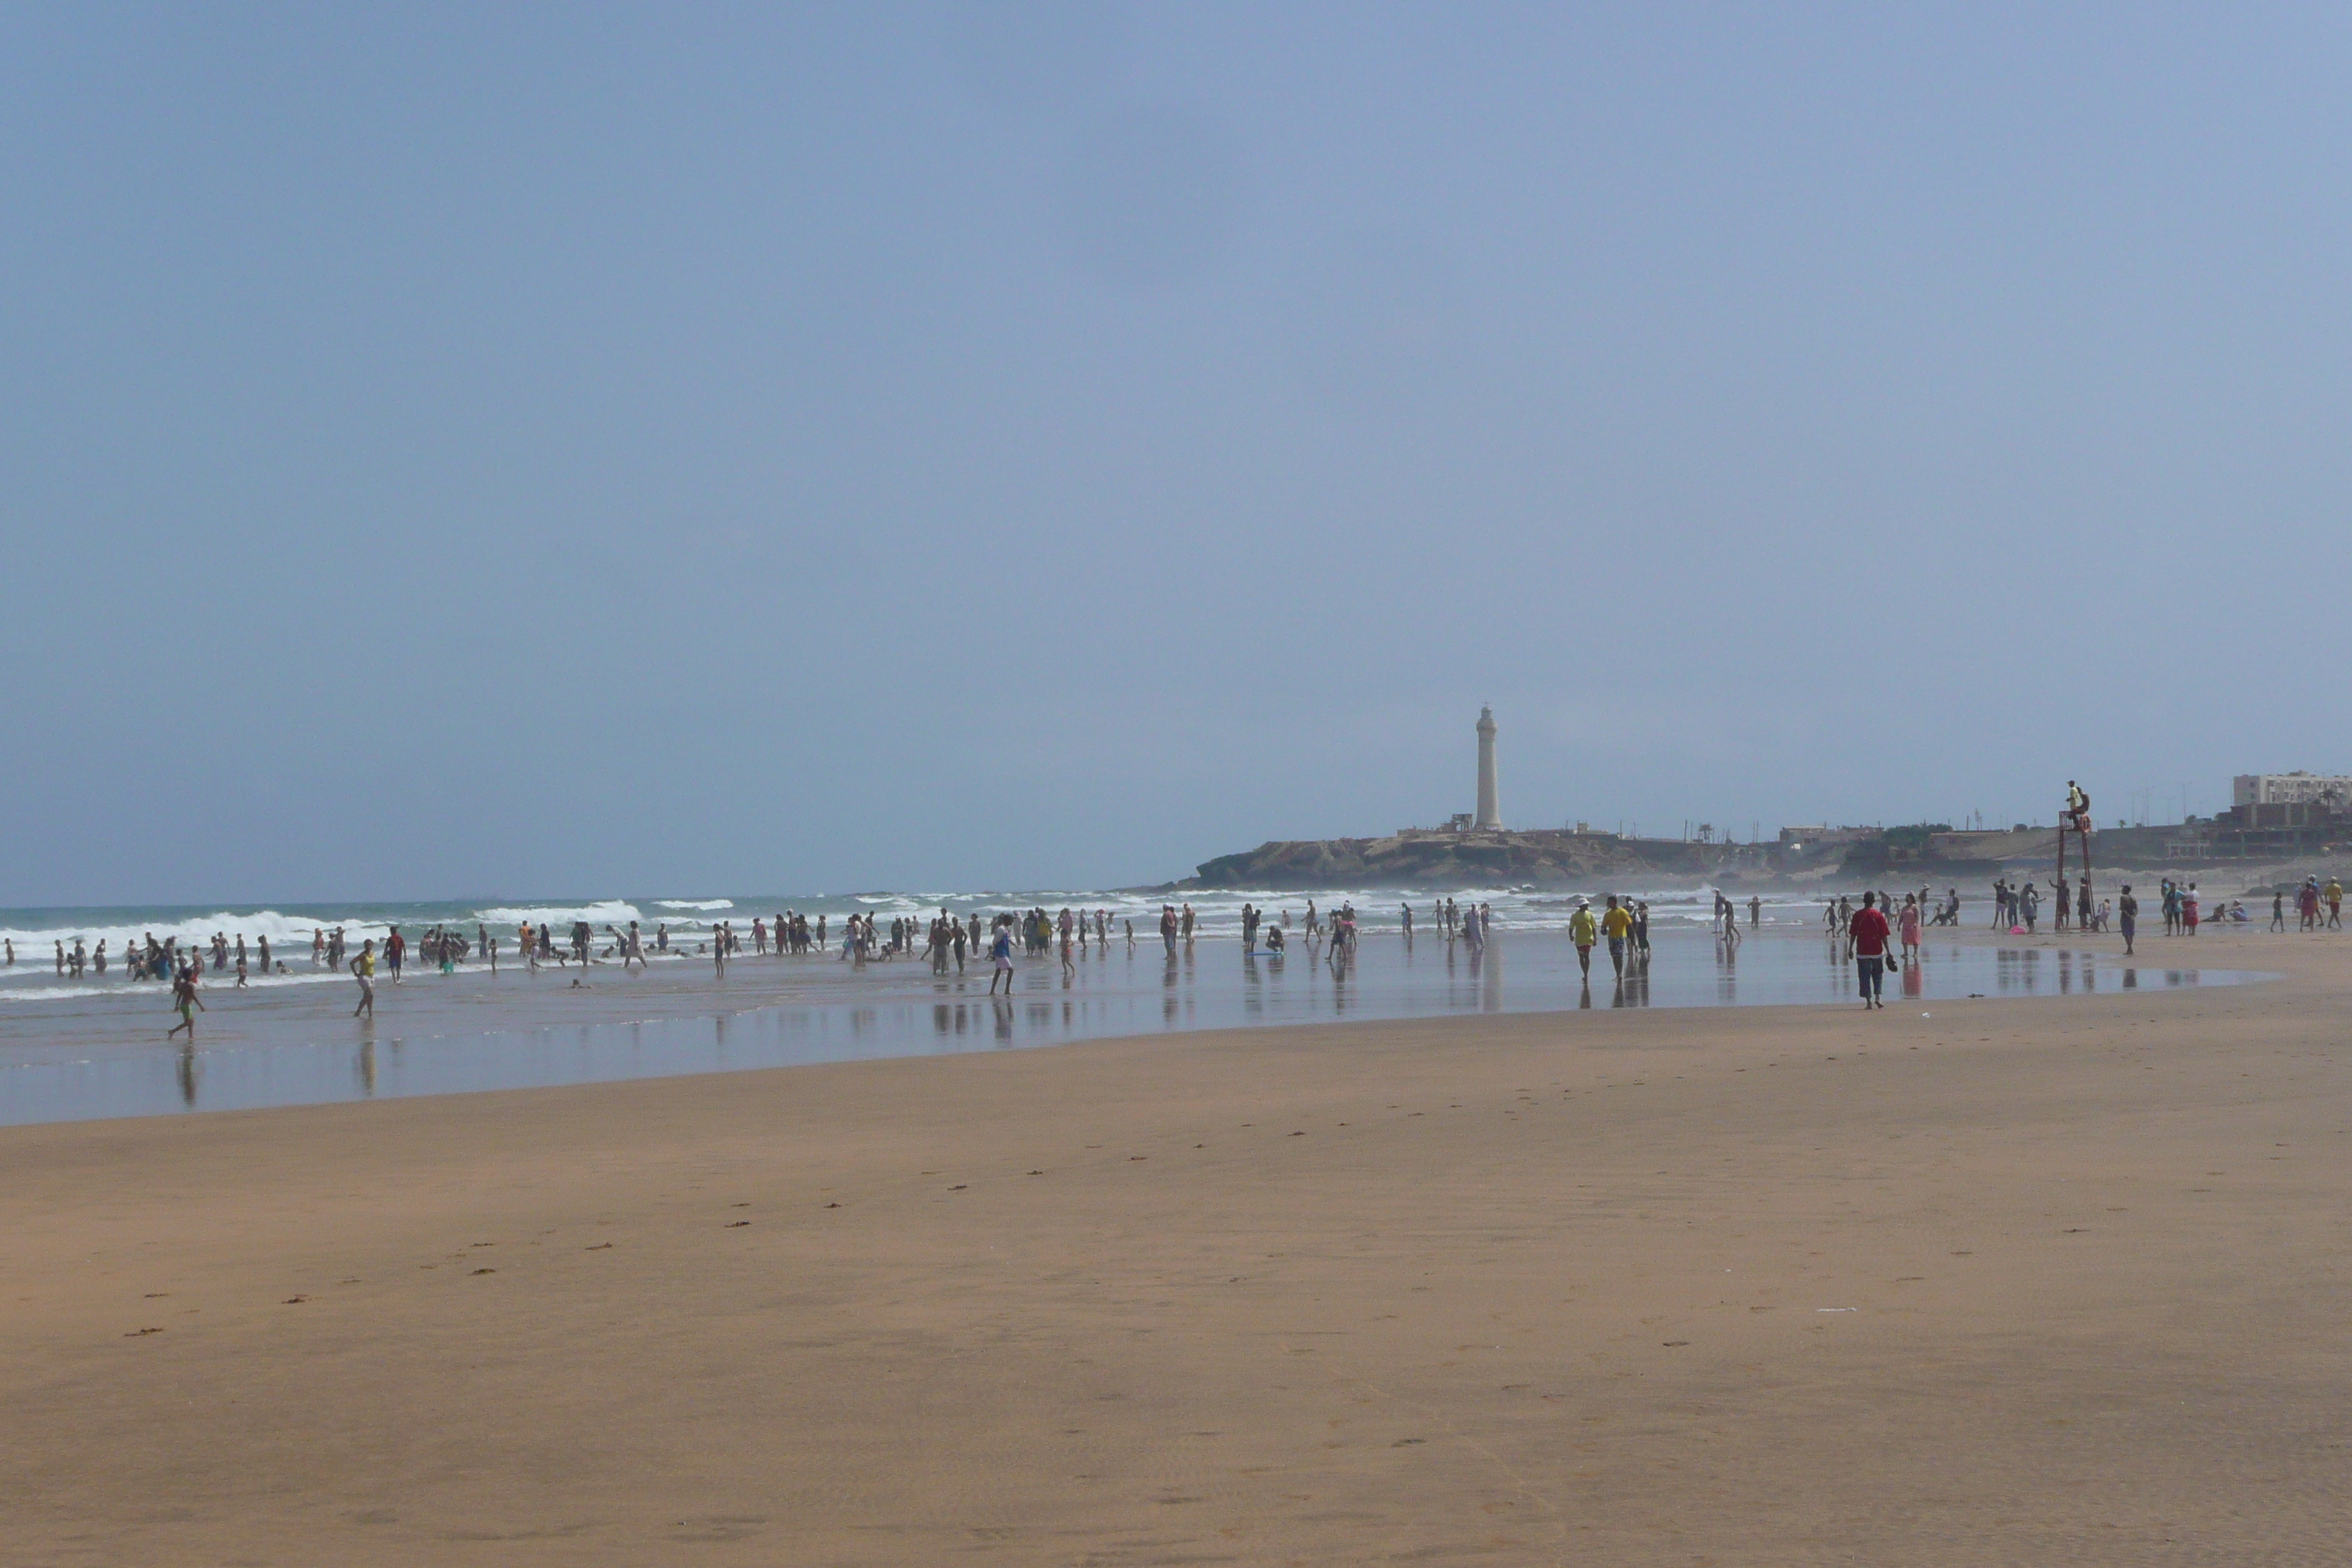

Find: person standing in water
[350,940,377,1019]
[2118,883,2138,954]
[167,965,205,1039]
[987,917,1017,995]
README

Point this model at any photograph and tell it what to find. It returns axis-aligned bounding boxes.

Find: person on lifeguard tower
[2065,780,2092,834]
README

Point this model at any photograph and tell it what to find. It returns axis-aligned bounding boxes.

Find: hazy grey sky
[5,4,2346,904]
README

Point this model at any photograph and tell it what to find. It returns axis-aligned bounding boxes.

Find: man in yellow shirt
[2328,878,2343,930]
[1568,898,1599,979]
[350,939,377,1019]
[1600,894,1635,978]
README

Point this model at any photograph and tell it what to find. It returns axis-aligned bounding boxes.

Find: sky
[4,3,2348,905]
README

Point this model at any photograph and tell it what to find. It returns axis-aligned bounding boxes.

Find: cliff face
[1182,831,1754,891]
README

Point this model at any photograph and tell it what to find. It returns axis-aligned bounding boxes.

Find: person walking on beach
[2182,883,2201,935]
[385,926,405,983]
[1569,898,1598,979]
[1898,893,1922,964]
[2329,877,2345,929]
[350,940,377,1019]
[2119,884,2138,954]
[1159,905,1179,957]
[1601,895,1632,979]
[167,965,205,1039]
[1749,895,1762,930]
[1850,892,1893,1009]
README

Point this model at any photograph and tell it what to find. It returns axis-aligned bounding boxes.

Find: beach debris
[1816,1307,1855,1313]
[726,1221,750,1227]
[470,1268,495,1275]
[282,1295,308,1305]
[1662,1341,1690,1347]
[586,1243,613,1250]
[124,1327,164,1336]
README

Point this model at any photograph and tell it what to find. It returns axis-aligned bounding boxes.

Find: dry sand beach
[4,923,2344,1567]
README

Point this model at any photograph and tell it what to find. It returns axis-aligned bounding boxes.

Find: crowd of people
[12,854,2345,1041]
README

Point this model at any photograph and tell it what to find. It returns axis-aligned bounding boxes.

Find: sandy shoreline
[3,921,2342,1565]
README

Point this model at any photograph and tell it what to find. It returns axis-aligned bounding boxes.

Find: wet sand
[2,921,2342,1565]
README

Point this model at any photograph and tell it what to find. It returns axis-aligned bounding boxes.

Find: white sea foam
[471,900,646,928]
[0,910,376,960]
[0,968,355,1003]
[656,899,734,911]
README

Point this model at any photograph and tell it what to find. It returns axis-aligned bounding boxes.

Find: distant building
[1776,826,1875,851]
[1474,706,1501,830]
[2234,772,2352,809]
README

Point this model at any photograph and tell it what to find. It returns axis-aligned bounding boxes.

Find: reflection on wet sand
[1,933,2261,1127]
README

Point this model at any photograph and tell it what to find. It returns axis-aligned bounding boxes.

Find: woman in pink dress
[1898,893,1923,963]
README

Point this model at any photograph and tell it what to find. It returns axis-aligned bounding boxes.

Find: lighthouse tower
[1474,706,1501,829]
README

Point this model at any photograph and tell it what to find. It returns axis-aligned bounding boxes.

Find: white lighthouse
[1474,706,1501,829]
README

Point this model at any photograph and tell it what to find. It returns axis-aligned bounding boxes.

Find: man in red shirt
[1849,892,1894,1009]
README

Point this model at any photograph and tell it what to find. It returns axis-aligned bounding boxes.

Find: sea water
[0,892,2258,1126]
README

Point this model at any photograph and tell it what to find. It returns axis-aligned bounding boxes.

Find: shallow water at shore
[0,930,2258,1126]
